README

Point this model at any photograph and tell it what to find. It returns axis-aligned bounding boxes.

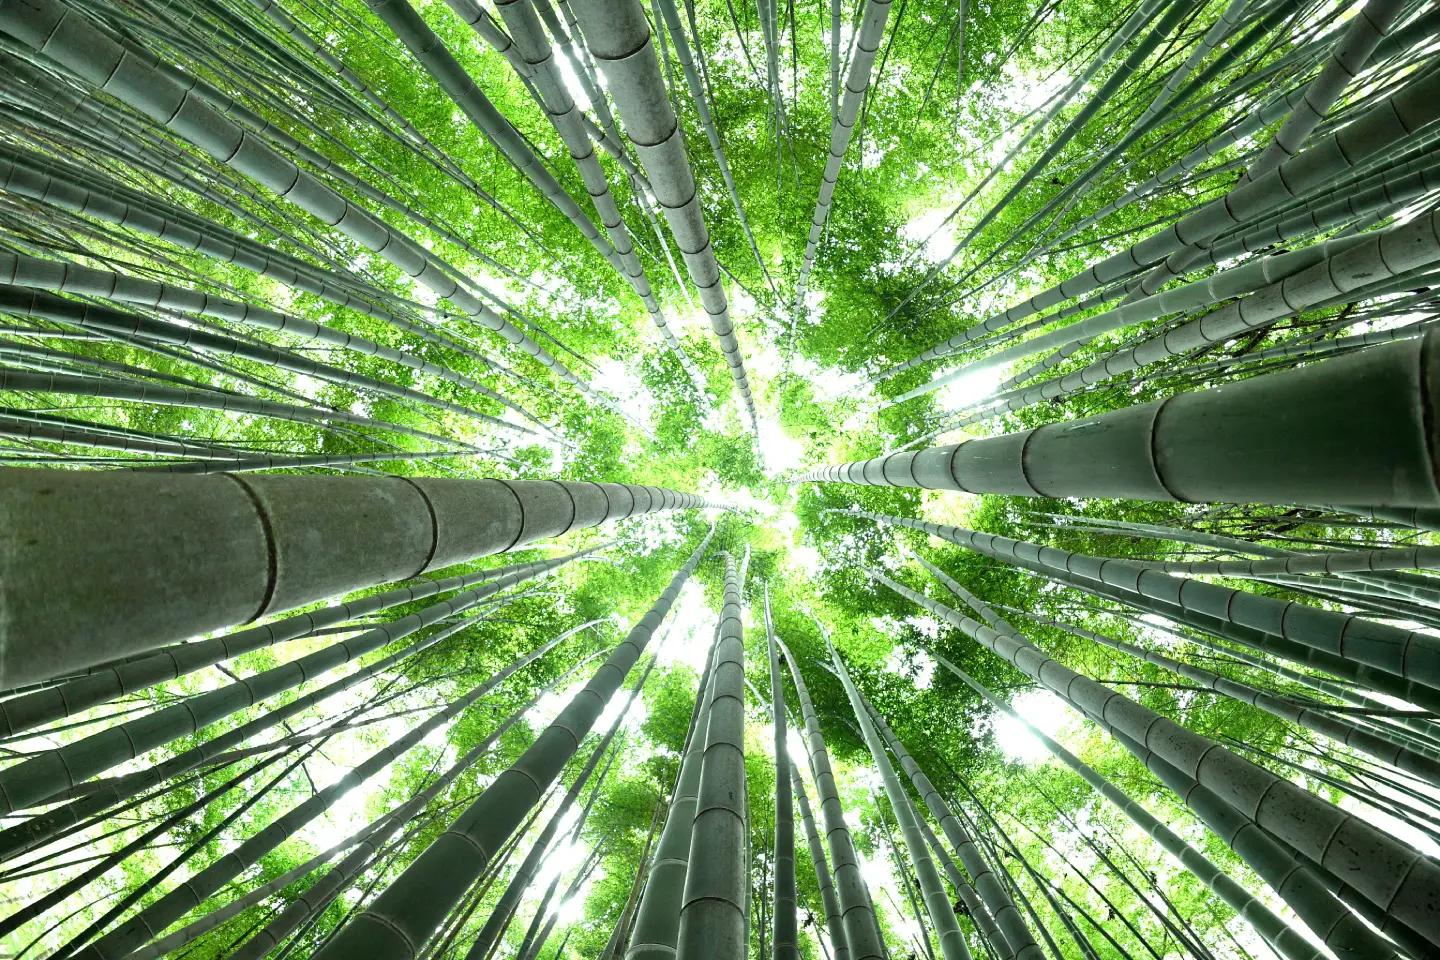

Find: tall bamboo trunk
[568,0,760,432]
[791,0,892,323]
[830,644,970,960]
[803,326,1440,510]
[464,653,659,959]
[862,559,1440,947]
[764,586,799,960]
[791,762,850,960]
[625,622,724,959]
[599,800,664,960]
[309,526,713,958]
[0,469,705,685]
[675,552,748,959]
[778,628,886,959]
[226,657,589,960]
[916,576,1402,960]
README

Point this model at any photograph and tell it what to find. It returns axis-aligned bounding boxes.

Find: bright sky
[989,689,1071,763]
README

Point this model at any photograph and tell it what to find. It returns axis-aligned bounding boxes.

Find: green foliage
[3,0,1431,956]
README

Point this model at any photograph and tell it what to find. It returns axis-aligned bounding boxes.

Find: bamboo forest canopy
[4,0,1440,956]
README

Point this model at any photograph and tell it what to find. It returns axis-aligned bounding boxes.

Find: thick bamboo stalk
[0,468,705,685]
[791,762,850,960]
[778,628,886,959]
[791,0,891,325]
[568,0,760,432]
[625,622,723,960]
[861,702,1022,960]
[765,587,799,960]
[802,329,1440,509]
[0,549,586,742]
[464,654,657,960]
[675,552,748,960]
[78,635,589,960]
[0,0,615,409]
[863,562,1440,946]
[309,526,713,958]
[830,644,970,959]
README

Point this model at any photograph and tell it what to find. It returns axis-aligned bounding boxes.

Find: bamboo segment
[0,469,707,685]
[765,587,800,960]
[862,559,1440,947]
[309,525,713,959]
[625,623,723,960]
[831,644,971,960]
[675,553,748,960]
[863,704,1027,960]
[792,762,851,960]
[779,629,886,959]
[791,0,892,324]
[802,329,1440,508]
[568,0,760,433]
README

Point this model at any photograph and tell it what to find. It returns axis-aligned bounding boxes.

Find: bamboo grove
[2,0,1440,955]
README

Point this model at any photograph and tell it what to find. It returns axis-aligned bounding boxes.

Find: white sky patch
[536,832,588,888]
[989,689,1069,763]
[594,357,656,426]
[700,476,776,518]
[788,542,823,578]
[935,364,1007,412]
[842,405,875,434]
[787,727,809,762]
[887,644,935,689]
[901,206,960,265]
[654,580,717,674]
[556,886,590,926]
[554,54,591,110]
[596,680,649,733]
[298,780,372,854]
[857,846,892,895]
[757,416,806,476]
[815,364,869,402]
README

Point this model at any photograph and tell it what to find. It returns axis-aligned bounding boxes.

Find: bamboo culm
[0,469,705,685]
[309,525,714,958]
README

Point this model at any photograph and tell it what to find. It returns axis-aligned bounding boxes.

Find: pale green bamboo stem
[830,642,970,959]
[778,626,886,960]
[675,552,748,960]
[765,586,800,960]
[0,468,705,685]
[309,526,713,958]
[862,554,1440,945]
